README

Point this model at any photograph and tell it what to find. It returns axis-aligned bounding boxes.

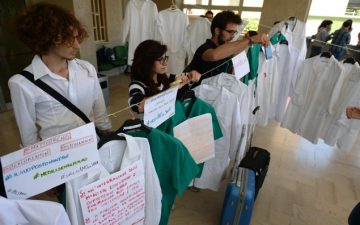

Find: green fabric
[111,59,126,66]
[270,33,287,45]
[98,63,114,71]
[241,44,261,85]
[113,45,128,61]
[126,129,200,225]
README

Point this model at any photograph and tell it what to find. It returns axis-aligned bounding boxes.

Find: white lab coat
[200,73,250,125]
[322,63,360,150]
[193,84,242,191]
[281,56,334,134]
[256,47,278,127]
[299,57,342,143]
[0,197,70,225]
[185,17,211,63]
[155,8,189,74]
[269,18,307,97]
[66,134,162,225]
[121,0,158,65]
[271,42,292,122]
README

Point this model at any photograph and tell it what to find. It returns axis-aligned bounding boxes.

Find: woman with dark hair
[128,40,201,113]
[309,20,333,57]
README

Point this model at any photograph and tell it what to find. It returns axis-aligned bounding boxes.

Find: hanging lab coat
[121,0,158,65]
[322,63,360,149]
[155,8,189,74]
[185,17,211,63]
[272,42,292,122]
[66,134,162,225]
[281,56,334,134]
[269,18,307,96]
[319,62,354,140]
[0,197,70,225]
[200,73,250,125]
[299,56,342,143]
[193,84,242,191]
[256,46,278,127]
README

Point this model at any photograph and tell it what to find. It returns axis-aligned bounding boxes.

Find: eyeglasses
[224,29,238,35]
[156,56,169,65]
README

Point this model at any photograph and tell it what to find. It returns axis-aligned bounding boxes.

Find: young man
[9,3,111,147]
[185,10,269,88]
[204,10,213,22]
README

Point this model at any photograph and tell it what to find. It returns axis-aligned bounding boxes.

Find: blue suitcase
[220,167,256,225]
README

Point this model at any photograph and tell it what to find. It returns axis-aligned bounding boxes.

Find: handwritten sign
[78,160,145,225]
[232,51,250,80]
[1,123,100,200]
[173,114,215,163]
[144,86,178,128]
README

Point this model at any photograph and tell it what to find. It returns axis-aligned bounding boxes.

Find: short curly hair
[15,3,88,54]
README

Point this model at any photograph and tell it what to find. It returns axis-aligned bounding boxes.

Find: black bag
[240,146,270,198]
[96,46,114,65]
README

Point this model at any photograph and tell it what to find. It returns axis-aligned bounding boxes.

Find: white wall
[309,0,349,17]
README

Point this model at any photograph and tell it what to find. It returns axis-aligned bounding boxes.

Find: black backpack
[96,46,114,64]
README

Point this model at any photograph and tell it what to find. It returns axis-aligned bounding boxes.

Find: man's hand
[251,33,269,46]
[188,70,201,82]
[346,106,360,120]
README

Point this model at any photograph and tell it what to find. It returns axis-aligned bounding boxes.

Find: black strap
[0,160,7,197]
[20,71,91,123]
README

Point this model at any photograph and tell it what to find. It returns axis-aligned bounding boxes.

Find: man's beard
[217,34,226,45]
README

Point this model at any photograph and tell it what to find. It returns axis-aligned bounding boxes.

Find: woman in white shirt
[310,20,333,57]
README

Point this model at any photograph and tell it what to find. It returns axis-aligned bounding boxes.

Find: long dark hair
[318,20,333,29]
[132,40,170,95]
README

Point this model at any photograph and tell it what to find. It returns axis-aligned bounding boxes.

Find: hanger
[320,51,332,58]
[170,0,177,10]
[177,85,196,102]
[116,118,151,133]
[98,118,151,149]
[343,57,356,64]
[97,132,125,149]
[280,39,288,45]
[286,16,297,31]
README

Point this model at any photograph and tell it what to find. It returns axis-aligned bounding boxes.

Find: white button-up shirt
[8,55,111,146]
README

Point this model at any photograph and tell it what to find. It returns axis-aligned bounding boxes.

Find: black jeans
[349,202,360,225]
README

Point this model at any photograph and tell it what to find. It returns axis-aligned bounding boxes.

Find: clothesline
[101,59,233,119]
[257,22,360,54]
[102,19,360,120]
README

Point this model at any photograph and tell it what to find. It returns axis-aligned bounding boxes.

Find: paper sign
[232,51,250,80]
[144,86,178,128]
[1,123,100,199]
[78,160,145,225]
[173,114,215,164]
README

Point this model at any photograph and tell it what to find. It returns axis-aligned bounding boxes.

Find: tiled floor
[1,73,359,225]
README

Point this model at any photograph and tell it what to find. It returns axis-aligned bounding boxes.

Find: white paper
[78,160,145,225]
[232,51,250,80]
[144,86,178,128]
[1,123,100,199]
[173,114,215,163]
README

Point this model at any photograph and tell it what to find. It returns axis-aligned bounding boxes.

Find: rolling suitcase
[220,167,256,225]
